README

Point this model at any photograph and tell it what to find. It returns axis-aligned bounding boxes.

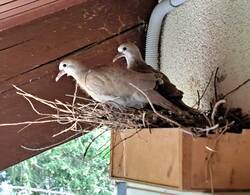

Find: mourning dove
[55,59,183,113]
[113,42,198,114]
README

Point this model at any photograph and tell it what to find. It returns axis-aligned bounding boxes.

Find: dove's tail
[145,90,183,115]
[171,99,200,115]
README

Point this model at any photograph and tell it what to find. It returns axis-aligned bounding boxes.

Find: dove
[55,59,183,113]
[113,42,198,114]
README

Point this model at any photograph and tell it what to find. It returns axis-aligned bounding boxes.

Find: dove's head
[113,42,143,65]
[55,59,86,82]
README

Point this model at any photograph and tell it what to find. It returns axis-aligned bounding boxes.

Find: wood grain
[0,0,155,85]
[0,27,148,170]
[111,128,182,188]
[111,128,250,190]
[0,0,157,170]
[0,0,85,30]
[190,129,250,190]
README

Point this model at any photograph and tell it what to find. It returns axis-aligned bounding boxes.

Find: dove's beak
[55,70,66,82]
[113,53,124,63]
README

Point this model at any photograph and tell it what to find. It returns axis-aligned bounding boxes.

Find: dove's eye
[63,64,67,68]
[122,47,127,51]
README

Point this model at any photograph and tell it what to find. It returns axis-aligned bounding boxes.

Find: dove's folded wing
[84,65,157,96]
[77,65,159,108]
[129,60,184,99]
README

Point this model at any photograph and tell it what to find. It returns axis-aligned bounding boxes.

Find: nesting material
[0,84,249,138]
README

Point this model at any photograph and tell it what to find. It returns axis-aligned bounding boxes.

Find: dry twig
[192,70,214,109]
[214,67,219,102]
[222,78,250,98]
[129,83,182,128]
[211,99,226,126]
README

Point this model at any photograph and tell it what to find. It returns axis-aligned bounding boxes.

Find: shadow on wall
[160,0,250,114]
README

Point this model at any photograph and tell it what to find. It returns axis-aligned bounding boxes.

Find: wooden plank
[0,24,146,94]
[0,26,147,170]
[190,130,250,190]
[181,131,193,189]
[0,0,42,14]
[0,0,16,6]
[0,0,85,30]
[111,128,182,188]
[0,0,58,19]
[111,128,250,190]
[0,0,156,88]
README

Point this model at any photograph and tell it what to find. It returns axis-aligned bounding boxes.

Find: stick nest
[1,83,249,138]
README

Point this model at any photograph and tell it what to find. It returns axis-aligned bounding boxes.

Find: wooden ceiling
[0,0,157,170]
[0,0,85,31]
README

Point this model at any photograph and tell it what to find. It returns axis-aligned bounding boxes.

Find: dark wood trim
[0,0,157,170]
[0,0,86,31]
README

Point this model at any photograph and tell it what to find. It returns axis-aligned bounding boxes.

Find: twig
[129,83,182,128]
[96,139,110,153]
[202,112,212,127]
[222,78,250,98]
[100,128,144,158]
[83,127,110,157]
[196,124,219,133]
[214,67,219,102]
[142,112,146,128]
[196,90,201,109]
[17,116,54,133]
[72,83,78,109]
[52,122,77,137]
[211,99,226,125]
[2,86,150,136]
[129,83,196,136]
[192,70,214,108]
[0,120,59,127]
[205,120,235,195]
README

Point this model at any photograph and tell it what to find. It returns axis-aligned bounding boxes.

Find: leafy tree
[0,128,113,195]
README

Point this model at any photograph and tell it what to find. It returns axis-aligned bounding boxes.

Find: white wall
[119,182,250,195]
[161,0,250,113]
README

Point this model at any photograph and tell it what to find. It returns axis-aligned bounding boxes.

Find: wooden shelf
[111,128,250,191]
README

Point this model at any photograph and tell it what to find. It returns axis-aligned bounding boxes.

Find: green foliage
[1,128,113,195]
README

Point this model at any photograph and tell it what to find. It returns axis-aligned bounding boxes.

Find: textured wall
[160,0,250,113]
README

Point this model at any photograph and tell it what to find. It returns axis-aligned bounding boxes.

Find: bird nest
[0,67,250,152]
[1,80,249,138]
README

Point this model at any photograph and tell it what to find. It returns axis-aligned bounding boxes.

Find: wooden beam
[0,0,154,85]
[0,0,157,170]
[0,0,86,31]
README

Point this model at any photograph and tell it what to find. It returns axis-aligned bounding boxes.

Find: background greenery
[0,128,113,195]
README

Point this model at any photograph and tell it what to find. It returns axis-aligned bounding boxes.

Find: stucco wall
[160,0,250,113]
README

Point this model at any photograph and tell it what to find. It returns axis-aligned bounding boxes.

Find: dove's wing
[76,64,185,113]
[77,65,158,108]
[84,65,157,96]
[129,60,198,113]
[129,60,184,99]
[144,90,182,113]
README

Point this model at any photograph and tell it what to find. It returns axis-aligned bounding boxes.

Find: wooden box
[110,128,250,191]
